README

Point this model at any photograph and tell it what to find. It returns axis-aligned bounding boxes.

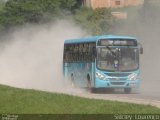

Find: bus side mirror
[140,47,143,54]
[138,43,143,54]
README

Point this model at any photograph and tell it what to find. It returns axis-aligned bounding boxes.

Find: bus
[63,35,143,93]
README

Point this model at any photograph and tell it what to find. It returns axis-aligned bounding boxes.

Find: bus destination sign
[98,39,137,46]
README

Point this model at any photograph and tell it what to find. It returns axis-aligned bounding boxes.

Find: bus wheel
[71,74,75,87]
[87,75,91,91]
[124,88,131,94]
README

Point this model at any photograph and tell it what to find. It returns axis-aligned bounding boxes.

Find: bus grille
[111,82,125,85]
[105,73,131,77]
[109,78,126,81]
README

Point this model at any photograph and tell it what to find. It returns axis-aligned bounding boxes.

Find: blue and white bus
[63,35,143,93]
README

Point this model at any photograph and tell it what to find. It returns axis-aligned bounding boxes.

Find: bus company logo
[1,114,18,120]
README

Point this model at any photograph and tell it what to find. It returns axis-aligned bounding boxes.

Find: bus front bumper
[95,78,140,88]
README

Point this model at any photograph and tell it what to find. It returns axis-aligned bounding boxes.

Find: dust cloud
[0,20,86,93]
[113,4,160,96]
[139,25,160,96]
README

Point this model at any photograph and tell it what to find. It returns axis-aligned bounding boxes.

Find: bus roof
[64,35,137,44]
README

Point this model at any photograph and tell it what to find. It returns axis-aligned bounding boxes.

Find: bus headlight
[128,73,139,80]
[96,72,105,80]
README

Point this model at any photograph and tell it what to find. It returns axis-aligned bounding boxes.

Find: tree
[60,0,77,10]
[74,7,114,35]
[0,0,78,29]
[0,0,115,35]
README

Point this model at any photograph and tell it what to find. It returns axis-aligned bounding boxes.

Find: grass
[0,84,160,114]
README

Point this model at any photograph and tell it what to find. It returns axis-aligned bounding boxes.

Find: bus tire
[71,74,75,87]
[87,75,91,91]
[124,88,131,94]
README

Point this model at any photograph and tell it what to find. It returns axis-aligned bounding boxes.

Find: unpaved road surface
[66,88,160,108]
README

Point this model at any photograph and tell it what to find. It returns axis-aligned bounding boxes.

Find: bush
[74,7,114,35]
[0,0,77,30]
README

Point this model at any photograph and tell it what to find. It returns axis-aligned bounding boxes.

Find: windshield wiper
[105,46,120,70]
[106,46,116,57]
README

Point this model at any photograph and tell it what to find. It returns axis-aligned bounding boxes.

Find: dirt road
[67,88,160,108]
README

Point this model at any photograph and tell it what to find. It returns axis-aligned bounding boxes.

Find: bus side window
[74,44,78,62]
[64,42,96,62]
[84,43,87,61]
[74,44,79,62]
[72,44,77,62]
[72,44,75,62]
[87,43,94,61]
[79,44,83,52]
[76,44,79,61]
[70,44,74,62]
[82,43,87,61]
[63,45,66,62]
[74,44,78,53]
[79,44,83,61]
[83,43,87,53]
[65,45,70,62]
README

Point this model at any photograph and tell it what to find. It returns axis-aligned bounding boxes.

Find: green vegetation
[0,84,160,114]
[0,0,114,35]
[0,0,77,28]
[0,1,5,11]
[0,0,159,35]
[74,7,114,35]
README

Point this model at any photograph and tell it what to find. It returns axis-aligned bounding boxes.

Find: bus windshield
[97,47,139,71]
